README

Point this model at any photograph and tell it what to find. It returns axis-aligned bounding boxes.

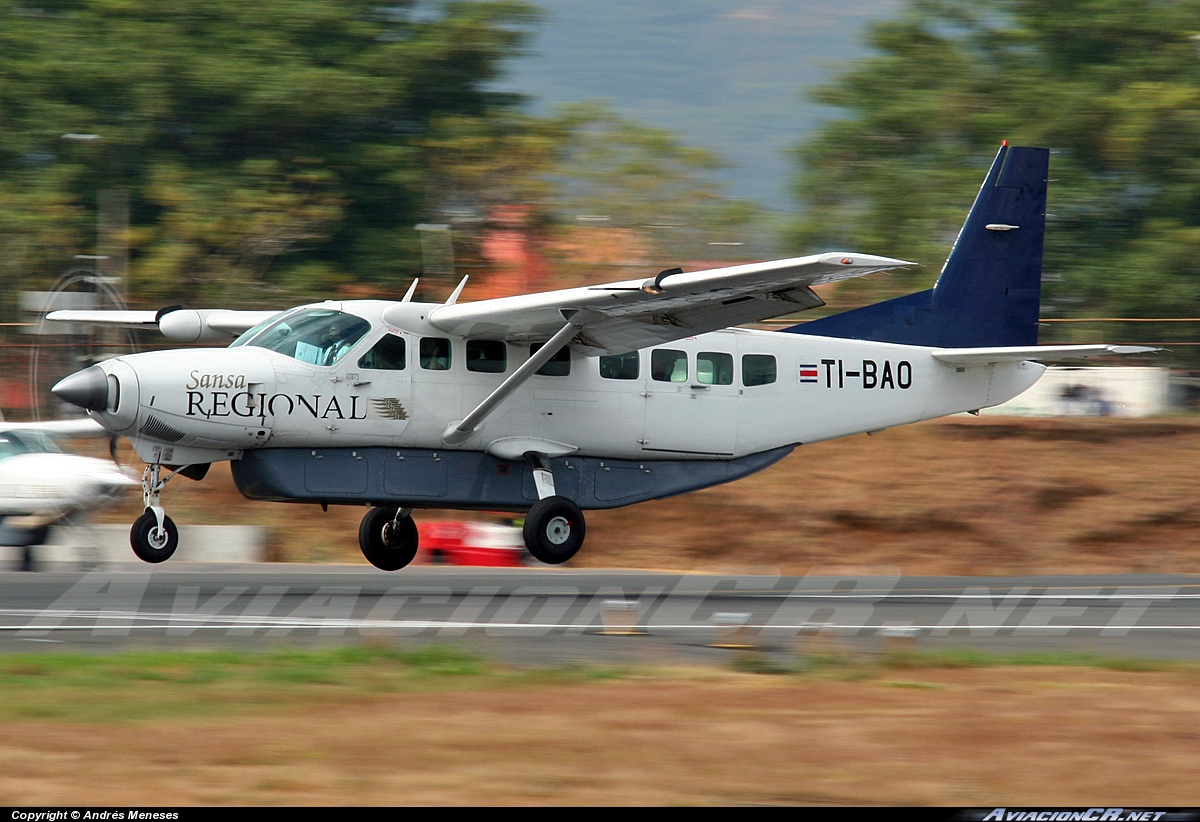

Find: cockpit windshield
[0,431,60,461]
[229,308,370,366]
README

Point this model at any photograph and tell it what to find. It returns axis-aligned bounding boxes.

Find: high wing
[44,309,159,328]
[392,252,912,355]
[44,308,281,343]
[0,417,107,438]
[931,345,1158,366]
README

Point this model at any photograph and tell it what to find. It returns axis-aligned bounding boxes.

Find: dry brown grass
[1,666,1198,805]
[32,418,1200,805]
[580,416,1200,576]
[96,415,1200,575]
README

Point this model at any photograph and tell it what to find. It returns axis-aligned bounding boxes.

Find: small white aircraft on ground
[48,144,1148,569]
[0,413,137,561]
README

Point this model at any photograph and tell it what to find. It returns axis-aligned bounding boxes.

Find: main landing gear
[520,451,585,565]
[523,495,585,565]
[358,506,419,571]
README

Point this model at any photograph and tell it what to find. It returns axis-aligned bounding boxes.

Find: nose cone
[52,365,109,412]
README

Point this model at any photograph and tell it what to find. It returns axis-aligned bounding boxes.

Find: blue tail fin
[786,144,1049,347]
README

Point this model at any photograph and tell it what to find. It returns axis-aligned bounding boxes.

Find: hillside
[497,0,902,209]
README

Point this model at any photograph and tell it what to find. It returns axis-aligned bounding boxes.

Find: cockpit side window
[358,334,407,370]
[230,312,292,348]
[230,308,370,366]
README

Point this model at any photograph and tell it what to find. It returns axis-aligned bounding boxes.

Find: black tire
[359,507,419,571]
[130,509,179,563]
[523,496,586,565]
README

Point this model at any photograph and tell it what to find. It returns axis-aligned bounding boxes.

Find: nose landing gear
[130,509,179,563]
[129,463,180,563]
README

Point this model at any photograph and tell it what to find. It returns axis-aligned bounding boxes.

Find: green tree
[0,0,539,313]
[789,0,1200,345]
[417,102,764,287]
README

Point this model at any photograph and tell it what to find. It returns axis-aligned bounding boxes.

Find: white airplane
[0,413,138,553]
[47,144,1147,569]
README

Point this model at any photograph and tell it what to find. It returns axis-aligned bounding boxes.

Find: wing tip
[817,253,916,269]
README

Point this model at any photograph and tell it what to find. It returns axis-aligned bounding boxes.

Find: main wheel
[523,496,585,565]
[359,507,419,571]
[130,510,179,563]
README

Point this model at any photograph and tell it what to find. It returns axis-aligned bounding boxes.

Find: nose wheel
[130,509,179,563]
[522,496,585,565]
[359,507,419,571]
[129,463,183,564]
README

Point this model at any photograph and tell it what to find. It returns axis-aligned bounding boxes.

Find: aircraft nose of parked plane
[52,365,109,412]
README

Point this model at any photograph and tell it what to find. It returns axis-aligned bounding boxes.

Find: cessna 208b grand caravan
[48,145,1146,569]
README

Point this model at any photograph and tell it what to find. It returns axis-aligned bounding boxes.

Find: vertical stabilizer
[786,144,1049,347]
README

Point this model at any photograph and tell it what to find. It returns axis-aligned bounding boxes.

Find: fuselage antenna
[445,275,469,306]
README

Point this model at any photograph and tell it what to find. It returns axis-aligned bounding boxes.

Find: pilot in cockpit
[321,320,355,366]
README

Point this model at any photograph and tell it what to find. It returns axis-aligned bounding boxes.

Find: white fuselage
[86,300,1045,467]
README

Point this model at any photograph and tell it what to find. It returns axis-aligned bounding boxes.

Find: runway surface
[1,564,1198,664]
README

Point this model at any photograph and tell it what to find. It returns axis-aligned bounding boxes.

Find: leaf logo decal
[370,397,409,420]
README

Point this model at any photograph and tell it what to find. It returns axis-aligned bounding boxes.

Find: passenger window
[696,352,734,385]
[599,351,639,380]
[742,354,777,386]
[358,335,407,370]
[651,349,688,382]
[530,343,571,376]
[420,338,451,370]
[467,339,507,373]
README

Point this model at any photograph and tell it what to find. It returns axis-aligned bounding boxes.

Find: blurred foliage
[420,100,758,280]
[788,0,1200,347]
[547,102,764,265]
[0,1,759,322]
[418,101,763,280]
[0,0,540,314]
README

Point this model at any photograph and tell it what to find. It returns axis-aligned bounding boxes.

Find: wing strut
[442,316,582,447]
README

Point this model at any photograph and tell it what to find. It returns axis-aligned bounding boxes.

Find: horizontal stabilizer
[932,345,1157,366]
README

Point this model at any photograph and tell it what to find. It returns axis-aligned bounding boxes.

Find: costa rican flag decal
[799,363,819,384]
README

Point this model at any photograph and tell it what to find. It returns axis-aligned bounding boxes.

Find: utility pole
[61,133,128,302]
